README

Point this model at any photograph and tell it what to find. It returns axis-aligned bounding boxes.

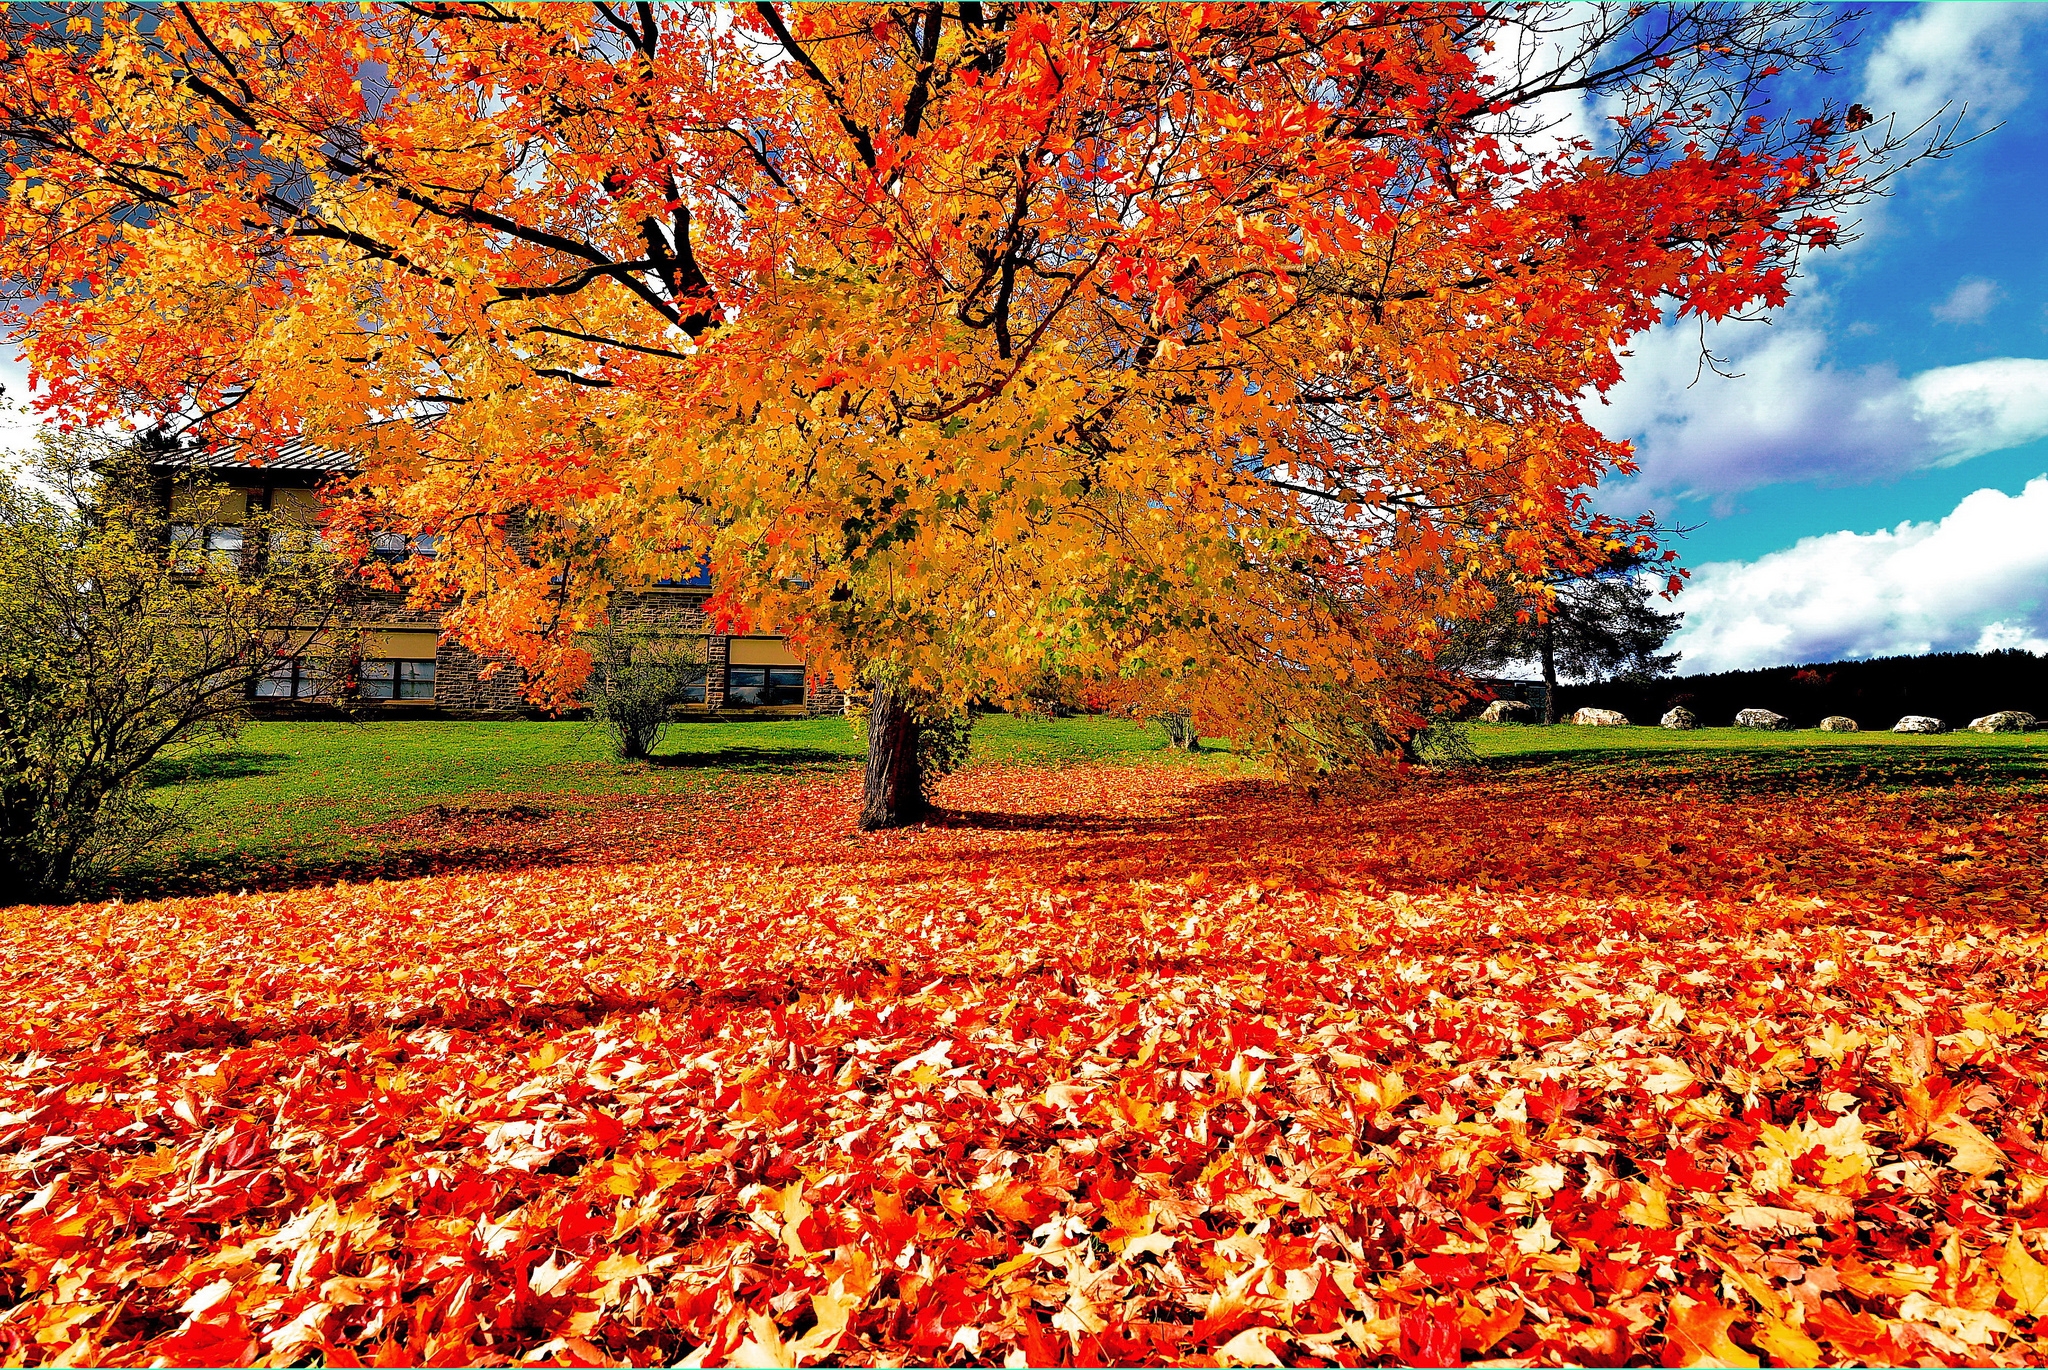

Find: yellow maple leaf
[1997,1232,2048,1318]
[1664,1295,1759,1369]
[1751,1314,1822,1367]
[1928,1117,2006,1178]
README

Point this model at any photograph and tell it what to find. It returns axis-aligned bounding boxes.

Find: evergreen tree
[1450,541,1682,724]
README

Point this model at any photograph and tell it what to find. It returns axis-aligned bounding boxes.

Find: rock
[1892,714,1947,734]
[1818,716,1859,733]
[1660,706,1698,730]
[1734,708,1791,730]
[1571,707,1629,727]
[1478,699,1533,724]
[1968,710,2036,733]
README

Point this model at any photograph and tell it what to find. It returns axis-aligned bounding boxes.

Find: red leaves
[3,760,2048,1364]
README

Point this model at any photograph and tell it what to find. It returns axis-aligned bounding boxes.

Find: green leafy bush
[583,626,705,760]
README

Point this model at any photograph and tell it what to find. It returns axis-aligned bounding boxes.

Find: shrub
[583,626,706,760]
[1,433,336,903]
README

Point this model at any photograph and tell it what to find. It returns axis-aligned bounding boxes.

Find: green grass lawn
[132,713,1227,892]
[123,713,2043,897]
[1467,720,2048,792]
[1469,721,2048,757]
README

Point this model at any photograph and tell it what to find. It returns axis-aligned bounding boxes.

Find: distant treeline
[1546,649,2047,729]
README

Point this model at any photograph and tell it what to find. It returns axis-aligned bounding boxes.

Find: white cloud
[1913,358,2048,464]
[1862,3,2044,131]
[1668,477,2048,672]
[1975,620,2048,655]
[0,353,49,466]
[1594,316,2048,500]
[1930,276,2003,324]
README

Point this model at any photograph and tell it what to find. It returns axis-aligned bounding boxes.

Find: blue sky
[1591,4,2048,672]
[2,4,2043,677]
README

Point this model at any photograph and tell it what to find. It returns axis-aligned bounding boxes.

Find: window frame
[725,663,804,707]
[359,657,437,702]
[254,657,328,700]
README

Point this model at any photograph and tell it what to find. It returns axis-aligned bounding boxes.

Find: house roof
[148,415,439,475]
[176,433,363,473]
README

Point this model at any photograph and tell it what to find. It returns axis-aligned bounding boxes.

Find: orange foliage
[0,4,1896,766]
[3,760,2046,1366]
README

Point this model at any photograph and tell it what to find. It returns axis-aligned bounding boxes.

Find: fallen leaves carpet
[3,760,2047,1366]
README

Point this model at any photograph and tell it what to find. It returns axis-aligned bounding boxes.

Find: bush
[583,625,706,760]
[1,433,337,903]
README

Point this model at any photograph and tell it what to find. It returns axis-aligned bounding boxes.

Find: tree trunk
[1540,617,1559,725]
[861,680,926,829]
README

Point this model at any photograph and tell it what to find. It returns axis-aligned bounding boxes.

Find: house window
[682,667,707,704]
[726,664,803,707]
[172,524,244,570]
[361,658,436,700]
[255,658,327,699]
[371,532,438,559]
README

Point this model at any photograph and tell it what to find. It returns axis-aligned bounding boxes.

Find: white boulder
[1968,711,2036,733]
[1660,707,1698,730]
[1479,699,1534,724]
[1734,708,1792,730]
[1572,707,1629,727]
[1893,715,1948,734]
[1818,716,1859,733]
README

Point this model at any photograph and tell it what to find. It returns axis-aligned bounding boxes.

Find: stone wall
[806,670,848,717]
[432,644,528,713]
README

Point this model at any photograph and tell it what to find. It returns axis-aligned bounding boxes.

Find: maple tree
[3,753,2047,1365]
[0,2,1932,823]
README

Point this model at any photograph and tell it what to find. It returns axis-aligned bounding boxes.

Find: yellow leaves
[1723,1204,1817,1235]
[1962,1003,2022,1037]
[527,1252,584,1298]
[1218,1052,1266,1099]
[974,1174,1042,1225]
[1662,1294,1759,1368]
[1995,1232,2048,1317]
[1897,1291,2013,1347]
[1750,1313,1823,1367]
[1215,1325,1287,1366]
[1928,1116,2006,1178]
[1643,1056,1700,1095]
[1621,1182,1671,1229]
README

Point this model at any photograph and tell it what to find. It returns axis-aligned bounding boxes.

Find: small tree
[1448,527,1683,724]
[582,624,706,761]
[0,430,336,903]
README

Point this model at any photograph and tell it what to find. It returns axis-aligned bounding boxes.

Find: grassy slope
[1469,721,2048,757]
[129,715,2043,893]
[135,715,1226,886]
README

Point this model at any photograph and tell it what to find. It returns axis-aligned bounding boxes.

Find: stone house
[152,439,845,719]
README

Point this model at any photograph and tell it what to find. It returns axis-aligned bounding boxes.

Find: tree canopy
[0,2,1926,810]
